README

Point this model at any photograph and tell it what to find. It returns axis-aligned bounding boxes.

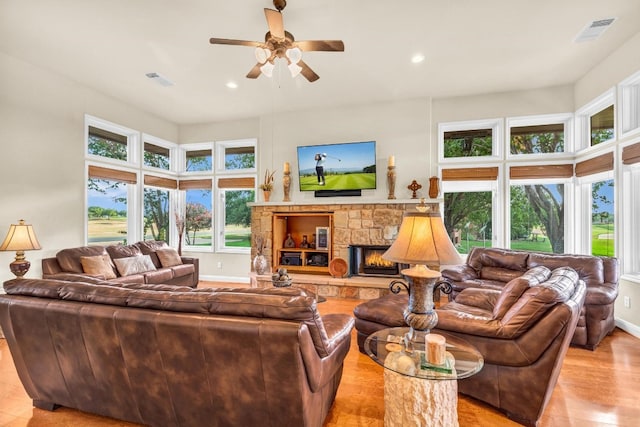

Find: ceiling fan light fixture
[255,47,272,64]
[260,61,275,78]
[288,62,302,78]
[286,47,302,64]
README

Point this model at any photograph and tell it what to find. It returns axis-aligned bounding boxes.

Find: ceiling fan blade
[210,38,263,47]
[246,63,262,79]
[298,60,319,82]
[264,8,285,39]
[295,40,345,52]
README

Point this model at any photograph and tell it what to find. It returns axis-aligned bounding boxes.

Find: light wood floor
[1,285,639,426]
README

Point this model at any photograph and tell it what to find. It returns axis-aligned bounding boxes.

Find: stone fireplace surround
[250,200,438,299]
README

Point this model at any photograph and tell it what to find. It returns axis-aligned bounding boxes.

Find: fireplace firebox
[349,245,407,277]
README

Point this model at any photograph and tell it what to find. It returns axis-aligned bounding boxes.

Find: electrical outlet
[217,261,222,269]
[623,296,631,308]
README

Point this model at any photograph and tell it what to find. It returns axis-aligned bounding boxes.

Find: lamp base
[9,259,30,278]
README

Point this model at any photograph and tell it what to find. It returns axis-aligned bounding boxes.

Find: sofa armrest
[299,313,354,392]
[454,288,501,312]
[42,257,63,276]
[180,257,199,284]
[441,264,479,282]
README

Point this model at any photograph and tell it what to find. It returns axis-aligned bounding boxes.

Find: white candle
[284,161,290,173]
[388,155,395,167]
[425,333,446,365]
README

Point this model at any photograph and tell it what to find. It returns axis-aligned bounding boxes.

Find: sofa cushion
[479,266,524,283]
[492,266,551,319]
[56,246,107,274]
[528,252,604,287]
[468,247,529,273]
[136,240,169,268]
[156,248,183,268]
[113,255,157,277]
[106,243,143,260]
[143,268,174,284]
[80,254,117,279]
[171,264,195,278]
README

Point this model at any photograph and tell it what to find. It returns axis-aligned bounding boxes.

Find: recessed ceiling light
[411,53,426,64]
[226,81,238,89]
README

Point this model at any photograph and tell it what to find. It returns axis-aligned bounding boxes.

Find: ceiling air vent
[574,18,617,43]
[145,72,174,87]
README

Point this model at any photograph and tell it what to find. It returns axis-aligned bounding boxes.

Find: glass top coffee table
[364,327,484,427]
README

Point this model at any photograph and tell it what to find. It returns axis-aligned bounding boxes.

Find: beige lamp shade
[383,211,461,266]
[0,220,42,251]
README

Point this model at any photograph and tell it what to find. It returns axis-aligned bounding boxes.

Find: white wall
[0,52,177,283]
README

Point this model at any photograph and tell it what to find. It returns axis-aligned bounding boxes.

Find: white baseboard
[615,317,640,339]
[199,275,250,284]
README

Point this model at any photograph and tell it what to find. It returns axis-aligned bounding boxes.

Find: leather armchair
[434,266,586,427]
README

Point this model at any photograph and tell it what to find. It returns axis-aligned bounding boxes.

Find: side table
[364,327,483,427]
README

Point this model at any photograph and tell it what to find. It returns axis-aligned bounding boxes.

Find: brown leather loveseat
[441,247,618,349]
[42,240,199,287]
[0,278,354,427]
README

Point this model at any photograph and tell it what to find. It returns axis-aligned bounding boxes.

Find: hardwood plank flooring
[1,283,639,426]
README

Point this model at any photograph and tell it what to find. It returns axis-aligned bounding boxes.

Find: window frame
[618,70,640,140]
[506,113,574,159]
[142,133,178,174]
[575,170,615,257]
[438,118,503,164]
[85,114,139,166]
[575,88,616,152]
[180,142,214,175]
[215,139,257,174]
[215,175,256,254]
[180,179,214,252]
[620,139,640,277]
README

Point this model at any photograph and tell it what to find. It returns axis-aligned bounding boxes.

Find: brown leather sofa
[0,277,354,427]
[441,247,618,349]
[356,266,585,427]
[42,240,199,287]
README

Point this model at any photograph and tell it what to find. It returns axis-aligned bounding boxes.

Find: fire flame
[365,251,395,268]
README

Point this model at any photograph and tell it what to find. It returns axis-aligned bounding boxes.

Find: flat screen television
[297,141,377,195]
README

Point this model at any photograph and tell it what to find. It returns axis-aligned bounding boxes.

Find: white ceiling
[1,0,639,125]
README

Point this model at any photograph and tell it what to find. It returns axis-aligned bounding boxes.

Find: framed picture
[316,226,330,250]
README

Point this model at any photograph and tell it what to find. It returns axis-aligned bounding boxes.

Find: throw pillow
[80,254,117,279]
[114,255,157,277]
[156,248,183,268]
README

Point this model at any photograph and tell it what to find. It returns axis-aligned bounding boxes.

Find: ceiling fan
[209,0,344,82]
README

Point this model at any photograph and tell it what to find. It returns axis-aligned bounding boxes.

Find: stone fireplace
[250,200,439,299]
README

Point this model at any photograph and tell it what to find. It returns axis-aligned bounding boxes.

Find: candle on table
[425,333,446,365]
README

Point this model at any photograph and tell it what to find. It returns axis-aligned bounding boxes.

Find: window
[179,179,214,248]
[143,136,174,171]
[576,89,616,150]
[86,115,138,164]
[143,175,177,243]
[507,114,572,156]
[185,148,213,172]
[217,176,256,252]
[216,140,256,172]
[590,105,615,146]
[86,165,136,246]
[590,179,615,256]
[441,167,500,254]
[438,119,502,162]
[621,144,640,275]
[509,183,566,253]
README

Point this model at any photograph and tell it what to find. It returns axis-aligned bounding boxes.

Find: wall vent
[574,18,617,43]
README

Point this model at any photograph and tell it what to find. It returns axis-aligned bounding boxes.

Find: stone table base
[384,369,459,427]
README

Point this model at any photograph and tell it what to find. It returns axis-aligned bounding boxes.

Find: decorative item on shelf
[387,155,396,200]
[253,234,270,275]
[329,257,348,278]
[315,227,330,250]
[0,219,42,278]
[383,211,461,343]
[259,169,276,202]
[428,176,440,199]
[300,235,310,248]
[407,180,422,199]
[284,233,296,248]
[283,162,291,202]
[272,268,292,287]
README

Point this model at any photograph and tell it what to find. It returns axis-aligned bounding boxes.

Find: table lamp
[0,219,42,278]
[383,210,461,342]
